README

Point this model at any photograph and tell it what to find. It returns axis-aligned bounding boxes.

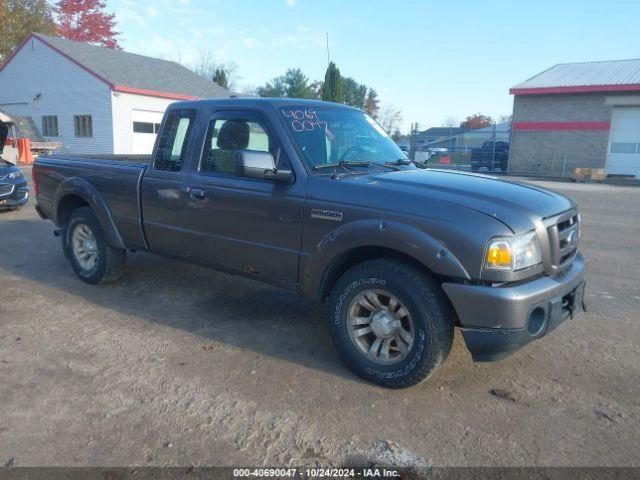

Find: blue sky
[110,0,640,132]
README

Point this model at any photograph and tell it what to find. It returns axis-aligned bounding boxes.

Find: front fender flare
[54,177,126,249]
[301,219,470,300]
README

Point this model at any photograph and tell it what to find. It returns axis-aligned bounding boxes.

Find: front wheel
[63,206,126,284]
[328,259,454,388]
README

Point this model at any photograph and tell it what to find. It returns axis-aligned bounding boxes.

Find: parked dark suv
[0,121,28,210]
[471,141,510,172]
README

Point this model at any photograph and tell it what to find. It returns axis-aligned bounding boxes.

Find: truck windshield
[280,106,406,170]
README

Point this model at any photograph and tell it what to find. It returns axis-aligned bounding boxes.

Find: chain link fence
[409,123,512,173]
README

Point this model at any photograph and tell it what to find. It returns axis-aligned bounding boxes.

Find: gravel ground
[0,173,638,468]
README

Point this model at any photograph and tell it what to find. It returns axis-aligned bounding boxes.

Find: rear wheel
[63,207,125,284]
[328,259,454,388]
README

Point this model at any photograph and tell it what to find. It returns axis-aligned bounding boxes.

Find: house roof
[418,127,468,137]
[2,33,229,100]
[511,59,640,95]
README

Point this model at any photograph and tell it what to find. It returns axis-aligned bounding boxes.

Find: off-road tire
[62,206,125,284]
[328,259,454,388]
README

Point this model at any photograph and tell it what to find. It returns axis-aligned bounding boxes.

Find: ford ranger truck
[33,98,586,388]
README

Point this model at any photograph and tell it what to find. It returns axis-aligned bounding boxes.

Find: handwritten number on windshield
[282,109,334,140]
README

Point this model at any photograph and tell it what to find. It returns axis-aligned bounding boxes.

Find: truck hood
[366,169,575,233]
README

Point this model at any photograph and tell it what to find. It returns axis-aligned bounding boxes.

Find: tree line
[0,0,119,60]
[193,56,403,135]
[255,62,380,119]
[1,0,402,133]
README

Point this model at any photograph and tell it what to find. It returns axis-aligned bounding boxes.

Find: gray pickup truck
[34,98,585,388]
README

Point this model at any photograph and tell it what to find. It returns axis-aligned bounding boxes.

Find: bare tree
[191,49,239,91]
[441,116,459,128]
[378,105,403,134]
[237,84,259,96]
[497,114,512,124]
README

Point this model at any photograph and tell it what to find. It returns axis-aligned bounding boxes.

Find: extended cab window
[154,110,195,172]
[201,117,271,175]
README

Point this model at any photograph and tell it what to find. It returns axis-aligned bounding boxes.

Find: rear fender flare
[302,219,470,300]
[54,177,126,249]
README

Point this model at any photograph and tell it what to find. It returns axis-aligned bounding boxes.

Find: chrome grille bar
[544,208,580,274]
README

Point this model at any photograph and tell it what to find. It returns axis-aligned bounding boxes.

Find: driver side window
[201,117,271,175]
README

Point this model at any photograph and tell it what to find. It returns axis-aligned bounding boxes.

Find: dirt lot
[0,173,638,468]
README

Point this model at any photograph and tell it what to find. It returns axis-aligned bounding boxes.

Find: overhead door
[606,107,640,178]
[131,109,164,154]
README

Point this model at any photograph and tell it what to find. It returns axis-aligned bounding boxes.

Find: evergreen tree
[321,62,343,103]
[212,68,229,89]
[257,68,316,99]
[342,77,367,109]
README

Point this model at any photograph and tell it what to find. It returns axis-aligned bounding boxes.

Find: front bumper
[442,253,585,361]
[0,180,29,209]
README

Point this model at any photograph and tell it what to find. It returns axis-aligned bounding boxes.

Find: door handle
[185,187,206,199]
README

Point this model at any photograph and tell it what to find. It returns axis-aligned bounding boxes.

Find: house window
[610,142,638,154]
[133,121,154,133]
[133,122,162,133]
[74,115,93,137]
[42,116,59,137]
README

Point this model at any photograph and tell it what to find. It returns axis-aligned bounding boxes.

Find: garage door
[606,107,640,178]
[131,109,164,154]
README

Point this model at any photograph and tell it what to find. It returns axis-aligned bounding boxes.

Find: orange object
[17,138,34,164]
[486,243,512,268]
[438,156,451,164]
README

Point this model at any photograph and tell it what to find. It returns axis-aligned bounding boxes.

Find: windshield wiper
[385,158,428,169]
[314,160,399,179]
[313,160,370,171]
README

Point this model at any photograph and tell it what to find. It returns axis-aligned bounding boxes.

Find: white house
[0,33,229,155]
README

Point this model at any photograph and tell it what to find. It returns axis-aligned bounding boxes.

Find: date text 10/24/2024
[233,468,400,478]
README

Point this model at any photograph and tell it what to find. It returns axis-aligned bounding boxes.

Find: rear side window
[154,110,195,172]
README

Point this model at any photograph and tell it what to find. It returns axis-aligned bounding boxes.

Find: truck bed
[49,153,151,164]
[35,154,148,249]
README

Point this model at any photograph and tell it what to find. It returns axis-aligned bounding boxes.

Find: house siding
[0,36,114,154]
[110,92,176,154]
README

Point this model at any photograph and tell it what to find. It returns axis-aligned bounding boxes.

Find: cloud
[145,5,160,17]
[116,8,147,27]
[286,0,297,6]
[242,37,262,49]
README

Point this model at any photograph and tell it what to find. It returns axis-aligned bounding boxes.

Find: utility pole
[326,33,330,66]
[409,123,420,162]
[491,123,497,171]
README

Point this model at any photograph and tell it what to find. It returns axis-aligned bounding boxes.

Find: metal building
[509,59,640,178]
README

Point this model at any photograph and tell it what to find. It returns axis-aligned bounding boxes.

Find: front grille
[545,209,580,272]
[0,184,15,197]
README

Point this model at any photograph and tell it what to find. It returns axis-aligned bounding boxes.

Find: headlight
[484,231,542,271]
[8,170,23,180]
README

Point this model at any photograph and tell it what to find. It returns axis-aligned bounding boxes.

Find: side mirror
[235,150,292,183]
